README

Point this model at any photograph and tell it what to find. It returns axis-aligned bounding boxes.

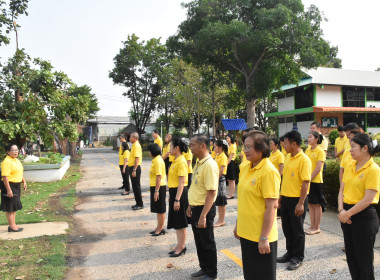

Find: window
[343,113,366,130]
[279,117,286,124]
[279,117,294,123]
[321,117,338,128]
[295,113,314,122]
[366,88,380,102]
[342,87,365,107]
[367,113,380,127]
[277,90,295,99]
[295,86,313,109]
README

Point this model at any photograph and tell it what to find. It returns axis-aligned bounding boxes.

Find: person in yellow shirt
[118,135,131,195]
[305,131,326,235]
[1,144,27,232]
[280,136,288,158]
[277,130,311,271]
[339,129,361,184]
[343,123,360,152]
[147,143,167,236]
[269,138,285,176]
[183,142,193,187]
[162,134,174,175]
[335,126,347,161]
[210,139,216,159]
[167,138,189,257]
[226,134,237,199]
[152,130,163,150]
[128,132,143,210]
[213,139,229,227]
[233,130,280,280]
[310,122,328,153]
[338,133,380,280]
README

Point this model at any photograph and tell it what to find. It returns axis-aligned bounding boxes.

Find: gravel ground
[65,147,380,280]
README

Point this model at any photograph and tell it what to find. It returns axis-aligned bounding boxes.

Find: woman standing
[210,139,216,159]
[162,134,174,175]
[119,140,131,196]
[214,139,228,227]
[234,131,280,280]
[167,138,188,257]
[147,143,167,236]
[280,136,288,158]
[183,145,193,187]
[1,144,27,232]
[305,131,326,235]
[269,138,285,176]
[226,134,237,199]
[338,134,380,280]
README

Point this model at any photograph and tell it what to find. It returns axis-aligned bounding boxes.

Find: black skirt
[308,182,327,207]
[225,160,236,181]
[215,176,227,206]
[150,186,167,213]
[167,187,188,230]
[0,182,23,212]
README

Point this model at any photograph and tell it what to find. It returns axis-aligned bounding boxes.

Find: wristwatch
[174,199,180,202]
[260,236,268,241]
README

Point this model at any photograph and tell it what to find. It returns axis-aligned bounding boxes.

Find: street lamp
[160,121,163,139]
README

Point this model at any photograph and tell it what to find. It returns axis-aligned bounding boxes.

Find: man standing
[187,135,219,280]
[153,130,163,150]
[128,132,143,210]
[334,126,347,161]
[277,130,312,270]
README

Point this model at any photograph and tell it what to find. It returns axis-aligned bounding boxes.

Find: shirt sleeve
[261,169,281,199]
[155,160,163,176]
[365,168,380,191]
[317,149,326,163]
[204,163,218,191]
[221,155,228,167]
[177,161,188,177]
[278,152,285,165]
[300,156,312,182]
[230,145,237,155]
[0,160,11,177]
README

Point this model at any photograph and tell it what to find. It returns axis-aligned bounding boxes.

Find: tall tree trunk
[246,97,256,129]
[212,87,216,137]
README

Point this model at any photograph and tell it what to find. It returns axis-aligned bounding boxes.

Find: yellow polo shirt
[228,143,237,160]
[188,155,219,206]
[215,152,228,175]
[269,150,285,172]
[210,146,216,159]
[119,148,130,166]
[340,149,354,169]
[307,134,328,152]
[167,155,188,188]
[163,143,175,162]
[281,151,312,197]
[237,158,280,242]
[241,151,247,164]
[183,148,193,174]
[305,146,326,183]
[154,136,163,149]
[335,136,348,160]
[128,141,142,167]
[344,140,351,151]
[149,156,166,186]
[281,147,288,157]
[1,156,23,183]
[343,158,380,204]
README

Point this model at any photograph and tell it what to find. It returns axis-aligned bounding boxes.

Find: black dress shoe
[287,258,303,270]
[151,229,165,236]
[8,226,23,232]
[121,191,130,196]
[168,250,175,255]
[277,253,292,263]
[132,205,144,210]
[170,247,186,257]
[191,269,207,278]
[150,230,156,234]
[118,186,124,190]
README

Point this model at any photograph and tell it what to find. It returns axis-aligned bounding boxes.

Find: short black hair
[352,133,380,157]
[344,123,359,132]
[171,138,188,153]
[270,138,280,146]
[279,136,285,142]
[152,130,158,134]
[191,134,209,147]
[284,130,302,146]
[311,122,321,128]
[5,144,18,152]
[338,125,344,132]
[226,134,236,144]
[147,143,162,157]
[245,130,271,158]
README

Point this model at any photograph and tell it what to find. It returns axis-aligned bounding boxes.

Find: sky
[1,0,380,117]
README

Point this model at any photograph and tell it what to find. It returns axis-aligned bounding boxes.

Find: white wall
[315,85,341,107]
[368,127,380,135]
[296,121,314,140]
[279,122,294,137]
[367,101,380,108]
[278,97,294,112]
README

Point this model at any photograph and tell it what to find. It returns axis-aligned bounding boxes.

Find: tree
[109,34,167,134]
[376,68,380,72]
[68,85,100,120]
[169,0,332,128]
[0,49,98,151]
[323,46,342,68]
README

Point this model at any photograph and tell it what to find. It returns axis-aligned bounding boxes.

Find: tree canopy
[169,0,334,128]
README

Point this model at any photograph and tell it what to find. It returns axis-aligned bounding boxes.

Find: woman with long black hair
[226,134,237,199]
[338,134,380,280]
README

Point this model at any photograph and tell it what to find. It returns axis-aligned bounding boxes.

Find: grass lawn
[0,156,82,280]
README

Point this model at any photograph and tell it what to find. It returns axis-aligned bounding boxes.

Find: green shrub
[329,129,339,145]
[327,145,335,159]
[103,137,113,146]
[324,159,340,208]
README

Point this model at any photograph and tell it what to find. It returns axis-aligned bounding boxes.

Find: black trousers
[129,166,143,206]
[188,173,192,188]
[240,238,277,280]
[280,196,307,261]
[341,204,379,280]
[119,165,130,191]
[191,204,217,278]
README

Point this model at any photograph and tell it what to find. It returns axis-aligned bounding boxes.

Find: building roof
[265,106,380,117]
[222,119,247,131]
[87,116,131,124]
[280,67,380,91]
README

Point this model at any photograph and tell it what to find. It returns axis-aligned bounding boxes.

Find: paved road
[66,148,380,280]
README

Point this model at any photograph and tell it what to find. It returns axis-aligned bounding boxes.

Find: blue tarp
[221,119,247,131]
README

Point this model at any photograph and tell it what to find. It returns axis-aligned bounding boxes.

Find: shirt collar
[290,150,303,159]
[6,155,17,161]
[353,158,375,173]
[249,158,267,170]
[173,154,184,163]
[198,154,212,164]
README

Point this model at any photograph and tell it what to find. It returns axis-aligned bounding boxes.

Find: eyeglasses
[10,149,19,152]
[243,145,254,151]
